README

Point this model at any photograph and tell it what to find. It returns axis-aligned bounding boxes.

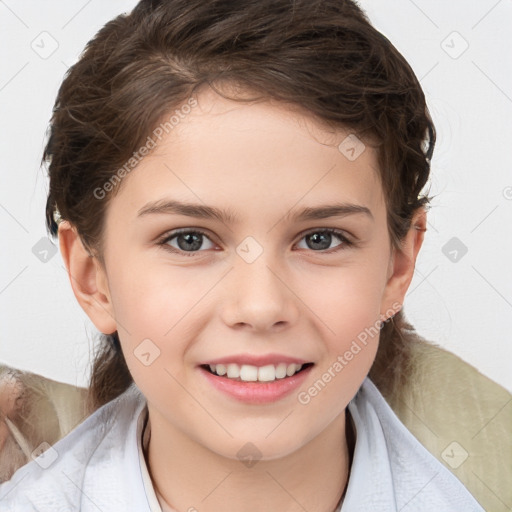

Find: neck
[144,408,355,512]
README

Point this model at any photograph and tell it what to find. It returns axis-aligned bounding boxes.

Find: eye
[158,227,353,257]
[160,229,216,255]
[295,228,352,252]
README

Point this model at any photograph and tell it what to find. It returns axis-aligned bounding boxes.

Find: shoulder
[0,384,148,512]
[385,340,512,512]
[344,377,485,511]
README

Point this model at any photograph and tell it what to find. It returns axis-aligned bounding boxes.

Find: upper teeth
[208,363,303,382]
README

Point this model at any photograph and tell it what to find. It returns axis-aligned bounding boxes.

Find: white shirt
[0,377,484,511]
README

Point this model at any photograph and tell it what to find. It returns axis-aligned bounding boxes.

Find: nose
[220,254,300,333]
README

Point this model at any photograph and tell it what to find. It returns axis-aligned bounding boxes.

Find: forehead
[109,87,386,223]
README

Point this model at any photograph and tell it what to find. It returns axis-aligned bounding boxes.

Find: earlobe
[58,221,117,334]
[380,208,427,319]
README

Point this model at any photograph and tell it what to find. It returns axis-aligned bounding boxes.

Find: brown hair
[43,0,435,415]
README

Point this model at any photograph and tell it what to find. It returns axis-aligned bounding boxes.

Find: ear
[58,221,117,334]
[380,207,427,319]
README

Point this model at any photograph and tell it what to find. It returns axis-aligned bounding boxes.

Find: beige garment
[0,366,88,482]
[1,339,510,510]
[383,341,512,512]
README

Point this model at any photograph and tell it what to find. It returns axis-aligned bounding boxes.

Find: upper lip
[200,354,312,367]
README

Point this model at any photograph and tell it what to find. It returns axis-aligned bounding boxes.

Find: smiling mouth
[201,362,314,383]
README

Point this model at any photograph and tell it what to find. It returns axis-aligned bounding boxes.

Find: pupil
[308,232,331,250]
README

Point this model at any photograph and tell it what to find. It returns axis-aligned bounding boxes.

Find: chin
[202,428,314,464]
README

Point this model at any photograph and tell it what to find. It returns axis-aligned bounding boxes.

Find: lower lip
[199,365,313,404]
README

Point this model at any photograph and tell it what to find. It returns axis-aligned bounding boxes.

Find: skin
[59,86,426,512]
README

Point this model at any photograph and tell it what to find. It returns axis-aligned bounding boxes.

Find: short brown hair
[43,0,435,414]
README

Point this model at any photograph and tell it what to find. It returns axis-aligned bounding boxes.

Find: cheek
[295,257,388,393]
[108,263,199,332]
[296,268,384,414]
[299,260,388,335]
[107,265,210,380]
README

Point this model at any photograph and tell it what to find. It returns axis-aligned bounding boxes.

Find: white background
[0,0,511,391]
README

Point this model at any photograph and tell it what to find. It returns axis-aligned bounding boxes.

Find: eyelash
[157,227,354,257]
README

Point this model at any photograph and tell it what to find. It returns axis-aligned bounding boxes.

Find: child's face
[73,86,415,460]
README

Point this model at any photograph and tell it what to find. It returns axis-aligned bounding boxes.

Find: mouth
[201,362,314,382]
[198,360,315,404]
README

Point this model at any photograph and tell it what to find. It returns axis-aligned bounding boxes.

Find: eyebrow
[137,199,373,223]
